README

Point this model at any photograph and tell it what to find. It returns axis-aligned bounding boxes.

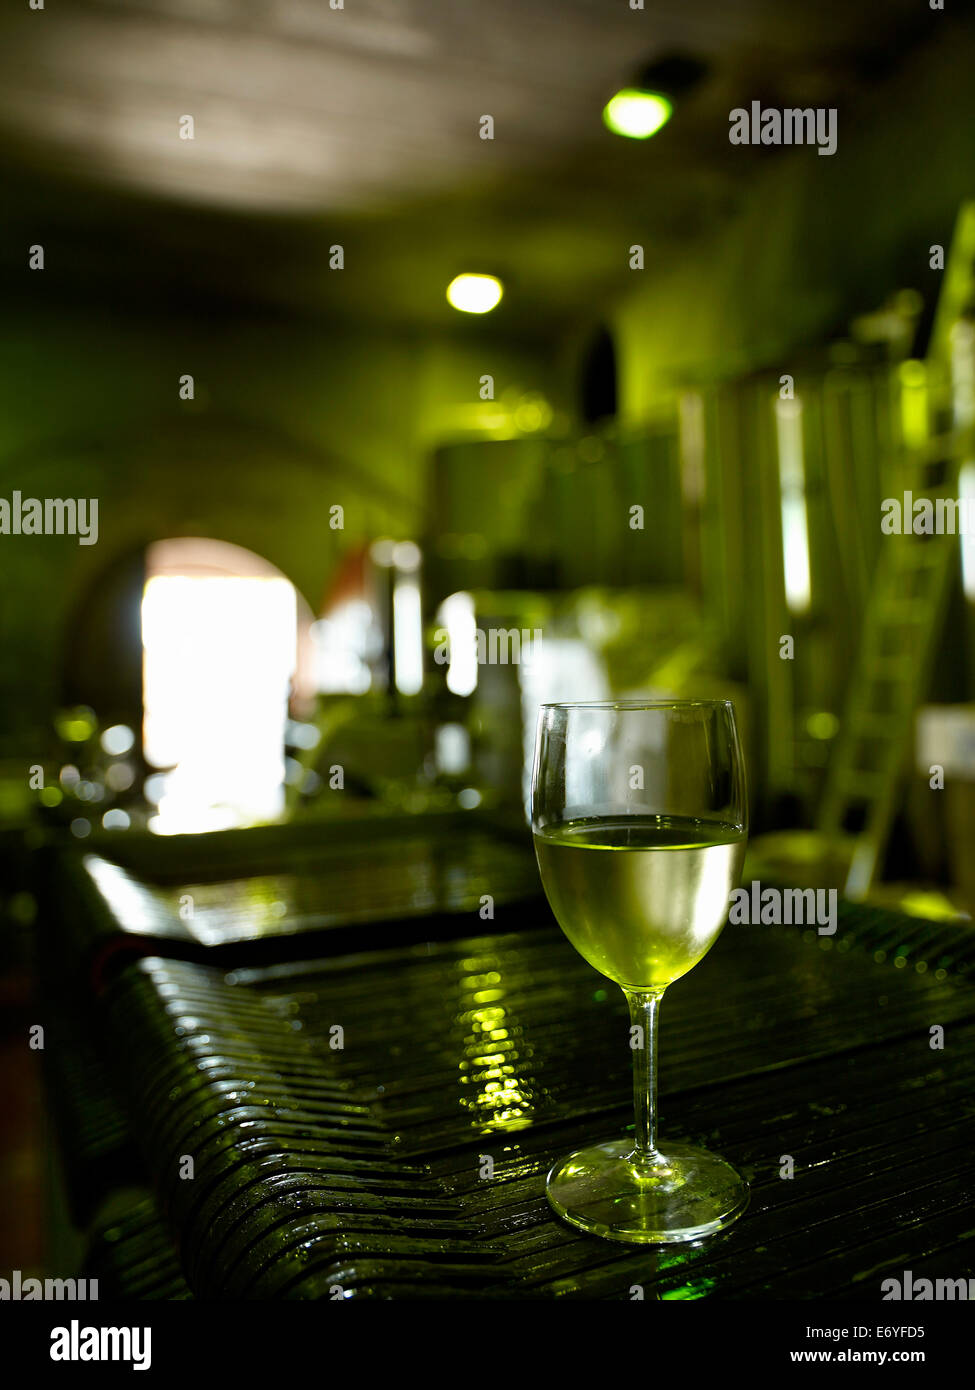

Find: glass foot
[546,1139,748,1244]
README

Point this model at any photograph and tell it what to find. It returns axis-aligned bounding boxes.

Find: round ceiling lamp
[603,54,708,140]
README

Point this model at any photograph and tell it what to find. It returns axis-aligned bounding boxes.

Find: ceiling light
[603,54,707,141]
[447,274,503,314]
[602,89,672,140]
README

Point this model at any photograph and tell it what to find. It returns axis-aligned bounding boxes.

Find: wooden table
[45,816,975,1299]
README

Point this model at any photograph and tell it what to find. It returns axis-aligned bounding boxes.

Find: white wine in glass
[531,701,749,1243]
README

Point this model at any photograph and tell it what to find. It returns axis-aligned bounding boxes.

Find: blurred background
[3,0,975,1283]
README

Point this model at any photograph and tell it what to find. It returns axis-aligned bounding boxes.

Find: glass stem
[625,989,664,1167]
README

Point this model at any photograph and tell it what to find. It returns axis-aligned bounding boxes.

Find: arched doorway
[61,536,314,835]
[140,538,314,833]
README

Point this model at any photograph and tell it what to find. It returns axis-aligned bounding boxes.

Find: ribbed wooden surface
[97,891,975,1298]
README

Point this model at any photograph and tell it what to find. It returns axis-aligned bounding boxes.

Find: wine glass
[531,698,749,1243]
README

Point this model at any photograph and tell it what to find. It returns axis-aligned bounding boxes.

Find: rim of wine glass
[537,698,736,710]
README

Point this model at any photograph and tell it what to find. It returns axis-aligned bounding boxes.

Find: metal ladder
[818,202,975,897]
[818,430,960,896]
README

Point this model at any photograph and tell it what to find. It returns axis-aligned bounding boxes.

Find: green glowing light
[602,89,672,140]
[807,711,839,740]
[54,706,97,743]
[446,274,503,314]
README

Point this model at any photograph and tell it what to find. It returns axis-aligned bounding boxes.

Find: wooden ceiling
[0,0,942,329]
